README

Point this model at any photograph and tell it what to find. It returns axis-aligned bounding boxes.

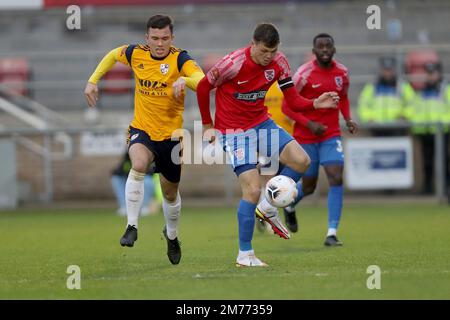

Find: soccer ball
[265,175,298,208]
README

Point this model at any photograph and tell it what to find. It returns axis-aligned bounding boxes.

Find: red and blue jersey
[285,59,351,144]
[204,46,292,132]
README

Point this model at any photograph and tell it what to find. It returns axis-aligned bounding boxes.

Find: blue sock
[289,181,305,207]
[328,185,343,229]
[237,199,256,251]
[280,166,303,183]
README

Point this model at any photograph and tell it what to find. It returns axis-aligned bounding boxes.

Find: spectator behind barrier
[403,61,450,196]
[357,56,409,136]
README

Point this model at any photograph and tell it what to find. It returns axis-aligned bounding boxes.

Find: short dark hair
[313,33,334,46]
[146,15,173,33]
[253,23,280,48]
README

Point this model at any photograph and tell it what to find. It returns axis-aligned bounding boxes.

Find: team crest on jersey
[335,76,343,89]
[264,69,275,81]
[234,148,245,161]
[160,63,169,75]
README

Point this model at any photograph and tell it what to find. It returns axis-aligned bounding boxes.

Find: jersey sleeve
[339,72,351,120]
[178,51,203,75]
[275,52,292,81]
[281,99,311,127]
[292,67,308,92]
[88,46,128,84]
[206,53,239,87]
[115,44,136,67]
[178,51,205,91]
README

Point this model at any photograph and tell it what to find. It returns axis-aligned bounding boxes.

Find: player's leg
[157,139,183,265]
[320,137,345,246]
[220,129,268,266]
[120,142,154,247]
[150,174,163,214]
[255,173,275,234]
[255,120,303,238]
[140,175,155,216]
[236,168,268,267]
[159,174,182,265]
[282,142,319,232]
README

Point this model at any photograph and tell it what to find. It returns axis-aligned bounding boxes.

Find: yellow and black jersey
[265,82,294,135]
[116,44,203,141]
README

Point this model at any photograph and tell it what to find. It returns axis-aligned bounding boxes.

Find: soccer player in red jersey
[196,24,339,266]
[282,33,358,246]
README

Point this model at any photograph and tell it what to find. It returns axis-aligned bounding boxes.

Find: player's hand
[313,92,339,109]
[173,77,186,101]
[84,82,99,107]
[346,119,358,134]
[203,123,216,144]
[307,121,328,136]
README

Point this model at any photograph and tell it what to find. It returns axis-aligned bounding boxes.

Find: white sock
[238,249,254,258]
[163,191,181,240]
[125,169,145,228]
[284,205,295,213]
[327,228,337,237]
[257,197,278,215]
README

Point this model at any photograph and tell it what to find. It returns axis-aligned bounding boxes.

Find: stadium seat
[0,58,30,96]
[101,63,132,95]
[404,49,440,90]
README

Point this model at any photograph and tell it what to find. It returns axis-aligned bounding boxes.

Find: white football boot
[255,205,291,239]
[236,250,268,267]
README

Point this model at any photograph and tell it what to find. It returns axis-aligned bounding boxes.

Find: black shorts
[127,126,182,183]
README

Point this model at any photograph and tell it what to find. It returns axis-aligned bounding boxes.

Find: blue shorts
[301,136,344,177]
[219,119,294,176]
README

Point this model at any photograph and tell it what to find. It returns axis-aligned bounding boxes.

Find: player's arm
[84,45,131,107]
[281,79,339,111]
[196,53,238,141]
[281,100,328,136]
[173,51,205,100]
[340,75,358,134]
[276,55,339,111]
[196,76,216,142]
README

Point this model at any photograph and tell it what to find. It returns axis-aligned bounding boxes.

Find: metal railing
[0,122,448,205]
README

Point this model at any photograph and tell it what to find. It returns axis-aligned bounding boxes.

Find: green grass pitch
[0,204,449,299]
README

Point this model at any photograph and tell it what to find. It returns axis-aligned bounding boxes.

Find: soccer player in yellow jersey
[265,82,294,135]
[84,15,204,265]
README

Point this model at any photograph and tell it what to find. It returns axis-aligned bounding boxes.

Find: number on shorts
[336,140,343,153]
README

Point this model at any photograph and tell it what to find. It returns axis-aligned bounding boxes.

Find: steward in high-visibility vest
[403,63,450,134]
[358,57,407,123]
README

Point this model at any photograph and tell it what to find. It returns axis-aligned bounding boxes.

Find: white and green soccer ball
[265,175,297,208]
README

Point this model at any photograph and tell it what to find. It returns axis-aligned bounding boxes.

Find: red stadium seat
[101,63,132,94]
[404,49,440,90]
[0,58,30,96]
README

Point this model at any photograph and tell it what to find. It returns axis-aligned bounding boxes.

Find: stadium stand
[0,58,30,96]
